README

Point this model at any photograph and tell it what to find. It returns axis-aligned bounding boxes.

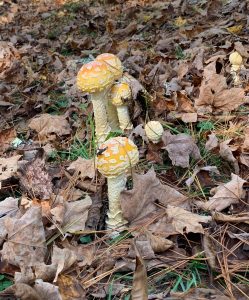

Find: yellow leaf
[227,25,243,34]
[174,16,187,27]
[142,15,152,22]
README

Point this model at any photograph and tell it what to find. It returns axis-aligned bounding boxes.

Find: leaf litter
[0,0,249,299]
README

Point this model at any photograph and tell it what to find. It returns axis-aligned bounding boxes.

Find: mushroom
[229,51,243,86]
[110,82,133,131]
[77,60,115,144]
[96,53,123,131]
[145,121,164,143]
[96,137,139,230]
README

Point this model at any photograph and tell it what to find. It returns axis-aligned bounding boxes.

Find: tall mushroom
[96,137,139,230]
[96,53,123,130]
[145,121,164,143]
[229,51,243,86]
[110,82,133,131]
[77,60,115,144]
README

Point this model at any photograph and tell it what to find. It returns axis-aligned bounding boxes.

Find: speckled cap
[96,53,123,80]
[110,83,131,106]
[96,137,139,177]
[77,60,115,93]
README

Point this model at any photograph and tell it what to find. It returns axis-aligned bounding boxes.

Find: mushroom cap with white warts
[229,51,242,66]
[96,137,139,177]
[110,83,131,106]
[77,60,115,93]
[96,53,123,80]
[145,121,164,143]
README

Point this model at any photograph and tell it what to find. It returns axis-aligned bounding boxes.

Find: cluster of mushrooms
[76,53,163,233]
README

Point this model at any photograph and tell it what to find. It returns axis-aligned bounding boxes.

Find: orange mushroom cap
[110,82,131,106]
[96,53,123,80]
[96,137,139,177]
[77,60,115,93]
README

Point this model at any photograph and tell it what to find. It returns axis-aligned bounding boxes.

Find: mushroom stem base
[106,174,128,230]
[116,105,133,131]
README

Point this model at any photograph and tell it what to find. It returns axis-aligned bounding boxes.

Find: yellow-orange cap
[110,83,131,106]
[77,60,115,93]
[96,137,139,177]
[96,53,123,80]
[229,51,242,66]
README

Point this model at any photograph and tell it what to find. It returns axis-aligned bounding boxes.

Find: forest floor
[1,0,249,299]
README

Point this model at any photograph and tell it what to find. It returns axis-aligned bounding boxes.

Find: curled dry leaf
[185,166,219,187]
[166,205,211,235]
[205,133,219,151]
[2,206,47,267]
[0,155,22,186]
[34,279,62,300]
[120,169,188,225]
[57,275,86,300]
[195,174,246,211]
[131,245,148,300]
[67,157,96,179]
[0,197,19,244]
[146,231,173,253]
[18,149,53,200]
[213,211,249,224]
[219,139,239,174]
[162,131,201,168]
[195,61,245,113]
[28,114,71,142]
[202,234,217,269]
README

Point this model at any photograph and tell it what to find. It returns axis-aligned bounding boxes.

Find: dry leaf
[205,133,219,151]
[28,114,71,142]
[57,275,86,299]
[34,279,62,300]
[67,157,95,179]
[120,169,188,224]
[146,232,173,253]
[18,149,53,200]
[185,166,219,187]
[219,140,239,174]
[195,174,246,211]
[242,127,249,151]
[202,234,217,269]
[166,205,211,234]
[162,131,201,168]
[0,197,19,244]
[0,283,42,300]
[195,61,245,113]
[52,245,77,282]
[213,211,249,224]
[171,287,230,300]
[2,206,47,267]
[0,155,22,184]
[0,127,16,154]
[131,245,148,300]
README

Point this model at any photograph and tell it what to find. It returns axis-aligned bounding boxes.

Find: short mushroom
[145,121,164,143]
[96,53,124,130]
[77,60,115,144]
[96,137,139,230]
[229,51,243,85]
[110,82,133,131]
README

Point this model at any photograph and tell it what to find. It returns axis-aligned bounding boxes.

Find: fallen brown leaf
[57,275,86,299]
[195,174,246,211]
[162,131,201,168]
[213,211,249,223]
[2,206,47,267]
[131,244,148,300]
[34,279,62,300]
[205,133,219,151]
[0,155,22,186]
[0,127,16,154]
[166,205,211,234]
[120,169,188,225]
[171,287,230,299]
[67,157,96,179]
[219,139,239,174]
[28,114,71,142]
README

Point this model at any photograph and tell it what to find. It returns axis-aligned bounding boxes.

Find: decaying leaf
[131,245,148,300]
[195,61,245,113]
[120,169,188,225]
[18,149,53,200]
[213,211,249,224]
[67,157,96,179]
[219,139,239,174]
[0,155,22,185]
[162,131,201,168]
[0,197,19,244]
[57,275,86,299]
[0,127,16,154]
[28,114,71,142]
[146,231,173,253]
[34,279,62,300]
[166,205,211,235]
[195,174,246,211]
[205,133,219,151]
[2,206,47,267]
[186,166,219,187]
[202,234,217,269]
